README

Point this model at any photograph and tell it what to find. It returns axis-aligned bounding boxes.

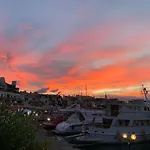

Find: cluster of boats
[41,86,150,147]
[7,85,148,147]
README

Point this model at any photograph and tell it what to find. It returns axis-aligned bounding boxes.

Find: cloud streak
[35,87,49,94]
[1,1,150,97]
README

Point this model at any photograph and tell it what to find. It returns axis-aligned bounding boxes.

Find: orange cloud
[1,19,150,98]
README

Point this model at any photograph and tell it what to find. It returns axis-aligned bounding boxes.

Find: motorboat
[74,86,150,146]
[54,105,105,136]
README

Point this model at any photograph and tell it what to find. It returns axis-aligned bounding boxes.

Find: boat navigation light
[122,133,128,139]
[47,118,50,121]
[131,134,136,141]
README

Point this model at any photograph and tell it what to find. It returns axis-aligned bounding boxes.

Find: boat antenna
[141,84,148,101]
[80,90,82,96]
[105,93,108,99]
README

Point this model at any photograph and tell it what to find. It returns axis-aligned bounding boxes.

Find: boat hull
[73,133,150,146]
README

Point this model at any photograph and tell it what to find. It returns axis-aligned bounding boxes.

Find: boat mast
[105,93,108,99]
[141,85,148,101]
[85,85,87,96]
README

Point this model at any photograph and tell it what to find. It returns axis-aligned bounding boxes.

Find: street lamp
[122,133,136,150]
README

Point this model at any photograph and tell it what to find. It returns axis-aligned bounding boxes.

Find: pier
[36,129,79,150]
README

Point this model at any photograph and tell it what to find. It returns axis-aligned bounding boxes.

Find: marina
[23,85,150,149]
[1,79,150,150]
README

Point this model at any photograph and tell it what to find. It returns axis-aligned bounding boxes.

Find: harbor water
[79,143,150,150]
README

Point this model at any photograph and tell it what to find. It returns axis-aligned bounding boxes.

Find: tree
[0,104,49,150]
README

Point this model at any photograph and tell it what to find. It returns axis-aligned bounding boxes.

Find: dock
[36,129,79,150]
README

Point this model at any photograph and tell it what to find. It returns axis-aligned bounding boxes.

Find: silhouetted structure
[0,77,19,92]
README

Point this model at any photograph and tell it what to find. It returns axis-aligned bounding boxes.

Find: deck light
[122,133,128,139]
[131,134,136,141]
[47,118,50,121]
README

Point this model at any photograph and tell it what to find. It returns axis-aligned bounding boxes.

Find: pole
[85,85,87,96]
[128,142,131,150]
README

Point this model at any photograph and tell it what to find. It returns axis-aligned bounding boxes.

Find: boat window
[144,120,150,125]
[133,120,150,126]
[118,120,122,126]
[110,105,119,116]
[133,120,139,126]
[92,113,96,116]
[95,123,103,128]
[141,120,144,126]
[135,120,139,126]
[79,112,85,122]
[103,118,113,128]
[117,119,130,127]
[125,120,130,126]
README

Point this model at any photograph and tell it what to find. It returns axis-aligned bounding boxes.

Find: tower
[12,81,17,88]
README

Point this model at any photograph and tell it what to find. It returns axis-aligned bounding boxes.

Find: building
[0,77,19,92]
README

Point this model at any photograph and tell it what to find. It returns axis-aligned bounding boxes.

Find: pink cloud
[1,18,150,96]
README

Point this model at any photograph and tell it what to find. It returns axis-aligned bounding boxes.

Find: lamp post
[122,133,136,150]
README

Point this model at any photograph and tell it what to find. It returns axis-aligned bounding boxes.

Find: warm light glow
[35,113,38,116]
[131,134,136,140]
[47,118,50,121]
[122,133,128,139]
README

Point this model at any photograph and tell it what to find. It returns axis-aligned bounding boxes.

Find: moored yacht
[74,86,150,145]
[54,105,105,136]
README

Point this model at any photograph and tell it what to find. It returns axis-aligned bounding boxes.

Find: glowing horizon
[1,0,150,97]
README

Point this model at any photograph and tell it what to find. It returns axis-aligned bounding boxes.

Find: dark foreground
[79,142,150,150]
[36,128,150,150]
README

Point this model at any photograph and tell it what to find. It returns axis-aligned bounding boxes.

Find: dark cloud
[50,89,59,93]
[18,59,76,80]
[28,81,45,87]
[35,87,49,93]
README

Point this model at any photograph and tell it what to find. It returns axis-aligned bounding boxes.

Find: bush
[0,104,49,150]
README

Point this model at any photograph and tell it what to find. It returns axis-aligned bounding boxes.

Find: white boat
[75,86,150,145]
[54,105,105,135]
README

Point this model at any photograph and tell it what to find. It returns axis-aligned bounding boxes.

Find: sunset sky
[0,0,150,97]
